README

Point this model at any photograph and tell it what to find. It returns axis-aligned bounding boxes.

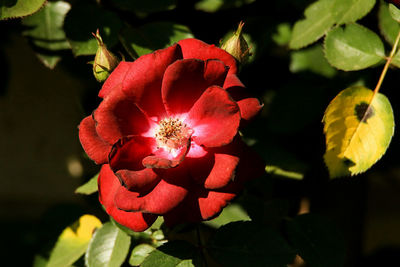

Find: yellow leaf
[47,215,102,267]
[323,86,394,178]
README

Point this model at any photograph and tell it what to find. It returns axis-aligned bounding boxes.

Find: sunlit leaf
[289,0,336,49]
[324,23,385,71]
[378,1,400,45]
[290,44,336,78]
[333,0,375,25]
[129,244,155,266]
[195,0,255,13]
[323,86,394,178]
[47,215,102,267]
[119,22,193,58]
[64,3,123,56]
[141,241,197,267]
[389,3,400,22]
[286,214,346,267]
[22,1,71,51]
[272,23,292,46]
[203,203,250,228]
[208,221,296,266]
[0,0,46,20]
[75,173,98,195]
[85,222,131,267]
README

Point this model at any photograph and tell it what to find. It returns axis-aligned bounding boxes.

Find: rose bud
[78,38,264,231]
[92,29,119,82]
[221,21,251,64]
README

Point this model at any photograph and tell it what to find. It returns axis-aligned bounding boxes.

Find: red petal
[162,59,228,116]
[100,45,183,118]
[78,116,111,164]
[98,165,157,232]
[178,38,238,75]
[187,86,240,147]
[94,87,153,144]
[115,169,160,193]
[109,135,155,171]
[114,178,188,214]
[237,98,263,123]
[142,140,190,169]
[99,62,130,98]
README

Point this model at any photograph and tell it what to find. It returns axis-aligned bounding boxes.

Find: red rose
[79,38,264,231]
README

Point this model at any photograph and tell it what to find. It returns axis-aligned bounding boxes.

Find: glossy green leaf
[0,0,46,20]
[208,221,296,267]
[203,203,250,228]
[64,3,123,56]
[324,23,385,71]
[120,22,193,58]
[333,0,375,25]
[289,0,336,49]
[47,215,102,267]
[141,241,197,267]
[323,86,394,178]
[75,173,98,195]
[389,3,400,22]
[286,214,346,267]
[22,1,70,51]
[129,244,155,266]
[290,44,336,78]
[378,1,400,45]
[85,222,131,267]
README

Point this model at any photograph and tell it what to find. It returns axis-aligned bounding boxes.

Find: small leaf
[141,241,197,267]
[272,23,292,46]
[64,3,123,56]
[290,44,336,78]
[36,52,61,69]
[389,3,400,22]
[324,23,385,71]
[378,1,400,45]
[289,0,336,49]
[119,22,193,58]
[75,173,98,195]
[22,1,71,51]
[323,86,394,178]
[129,244,155,266]
[195,0,255,13]
[203,203,250,228]
[391,50,400,67]
[85,222,131,267]
[47,215,102,267]
[286,214,346,267]
[0,0,46,20]
[208,221,296,267]
[332,0,376,25]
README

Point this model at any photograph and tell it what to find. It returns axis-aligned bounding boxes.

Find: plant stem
[374,28,400,95]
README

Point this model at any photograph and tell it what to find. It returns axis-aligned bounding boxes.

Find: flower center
[154,118,193,153]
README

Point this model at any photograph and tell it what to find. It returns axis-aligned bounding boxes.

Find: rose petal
[162,59,228,116]
[78,116,111,164]
[142,139,190,169]
[109,135,156,171]
[223,73,245,89]
[115,169,160,192]
[237,98,263,123]
[98,164,157,232]
[178,38,238,75]
[94,87,153,144]
[99,62,130,98]
[114,178,188,214]
[187,86,240,147]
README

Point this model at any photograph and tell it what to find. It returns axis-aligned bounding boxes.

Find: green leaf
[119,22,194,58]
[289,0,336,49]
[195,0,255,12]
[324,23,385,71]
[323,86,394,178]
[290,44,336,78]
[36,52,61,69]
[203,203,250,228]
[64,3,123,56]
[75,173,98,195]
[85,222,131,267]
[0,0,46,20]
[129,244,155,266]
[389,3,400,22]
[22,1,70,51]
[208,221,296,267]
[332,0,376,25]
[286,214,346,267]
[272,23,292,46]
[47,215,102,267]
[141,241,197,267]
[33,255,47,267]
[378,1,400,45]
[391,50,400,67]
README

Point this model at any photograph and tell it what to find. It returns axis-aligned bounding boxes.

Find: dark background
[1,0,400,266]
